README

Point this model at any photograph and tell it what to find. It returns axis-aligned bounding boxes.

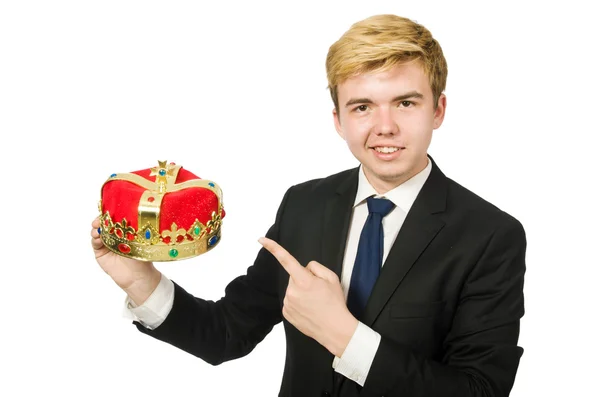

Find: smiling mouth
[372,146,403,153]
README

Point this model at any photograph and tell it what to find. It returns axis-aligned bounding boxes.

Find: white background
[1,1,598,396]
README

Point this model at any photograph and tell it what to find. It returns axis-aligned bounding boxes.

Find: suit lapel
[362,157,448,326]
[321,167,359,279]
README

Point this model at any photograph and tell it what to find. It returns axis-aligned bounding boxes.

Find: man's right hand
[91,217,162,306]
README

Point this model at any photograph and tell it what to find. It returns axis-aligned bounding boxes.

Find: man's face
[333,62,446,193]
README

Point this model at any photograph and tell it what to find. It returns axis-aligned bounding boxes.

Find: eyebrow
[344,91,424,107]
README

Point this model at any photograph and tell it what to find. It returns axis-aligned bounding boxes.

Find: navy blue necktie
[347,197,395,319]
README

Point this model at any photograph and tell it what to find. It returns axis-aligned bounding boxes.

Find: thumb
[306,260,338,283]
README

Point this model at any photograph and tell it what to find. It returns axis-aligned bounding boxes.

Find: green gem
[169,249,179,258]
[194,225,201,235]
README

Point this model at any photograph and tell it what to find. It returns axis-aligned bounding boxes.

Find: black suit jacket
[136,156,526,397]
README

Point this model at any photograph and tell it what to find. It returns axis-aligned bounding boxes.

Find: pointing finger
[258,237,311,285]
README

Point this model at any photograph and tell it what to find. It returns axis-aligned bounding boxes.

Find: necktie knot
[367,197,395,217]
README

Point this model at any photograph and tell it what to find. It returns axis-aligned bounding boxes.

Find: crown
[98,160,224,262]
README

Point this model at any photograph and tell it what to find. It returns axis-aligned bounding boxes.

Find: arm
[361,217,526,397]
[133,188,292,365]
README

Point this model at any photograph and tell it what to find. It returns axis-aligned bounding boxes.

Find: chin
[379,172,408,183]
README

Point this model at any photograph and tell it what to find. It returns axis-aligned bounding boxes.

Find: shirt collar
[354,156,432,213]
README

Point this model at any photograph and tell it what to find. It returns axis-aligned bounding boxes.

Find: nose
[374,107,399,135]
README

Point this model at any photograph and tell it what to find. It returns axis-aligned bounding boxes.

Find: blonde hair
[326,14,448,111]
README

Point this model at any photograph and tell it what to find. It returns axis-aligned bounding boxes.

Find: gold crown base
[98,211,223,262]
[101,231,221,262]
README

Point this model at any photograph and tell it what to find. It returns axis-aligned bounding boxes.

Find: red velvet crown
[98,161,225,261]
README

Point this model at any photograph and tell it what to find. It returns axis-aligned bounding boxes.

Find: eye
[354,104,369,112]
[399,100,414,108]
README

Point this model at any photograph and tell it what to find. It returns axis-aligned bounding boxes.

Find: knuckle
[285,287,296,300]
[295,279,307,289]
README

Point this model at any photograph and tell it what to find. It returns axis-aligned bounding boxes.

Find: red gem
[176,235,185,243]
[163,236,171,244]
[126,232,135,241]
[148,196,155,202]
[115,229,123,238]
[118,243,131,254]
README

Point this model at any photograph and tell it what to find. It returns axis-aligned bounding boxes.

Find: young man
[91,14,526,397]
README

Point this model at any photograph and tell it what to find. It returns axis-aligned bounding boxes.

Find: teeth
[375,147,399,153]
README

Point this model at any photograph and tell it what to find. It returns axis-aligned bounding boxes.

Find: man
[91,14,526,396]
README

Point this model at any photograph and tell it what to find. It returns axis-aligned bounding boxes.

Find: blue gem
[159,169,166,176]
[110,173,117,178]
[208,182,215,187]
[97,227,101,234]
[145,229,151,239]
[208,235,219,246]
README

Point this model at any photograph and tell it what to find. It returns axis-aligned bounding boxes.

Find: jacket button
[321,392,331,397]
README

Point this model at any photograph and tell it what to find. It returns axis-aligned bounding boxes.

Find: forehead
[337,62,432,100]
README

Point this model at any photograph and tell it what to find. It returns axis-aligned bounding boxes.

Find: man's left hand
[259,237,358,357]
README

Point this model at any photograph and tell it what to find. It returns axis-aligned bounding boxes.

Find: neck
[365,157,429,194]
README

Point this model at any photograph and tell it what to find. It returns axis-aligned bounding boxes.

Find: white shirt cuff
[122,273,175,330]
[332,321,381,386]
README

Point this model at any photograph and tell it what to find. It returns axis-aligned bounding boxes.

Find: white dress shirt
[125,158,432,386]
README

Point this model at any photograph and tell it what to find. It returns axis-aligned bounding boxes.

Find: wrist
[125,267,162,306]
[328,312,359,357]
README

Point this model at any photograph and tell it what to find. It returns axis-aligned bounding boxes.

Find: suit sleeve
[133,187,292,366]
[361,216,526,397]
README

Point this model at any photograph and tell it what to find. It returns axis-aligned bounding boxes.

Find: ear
[433,93,446,130]
[333,108,345,139]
